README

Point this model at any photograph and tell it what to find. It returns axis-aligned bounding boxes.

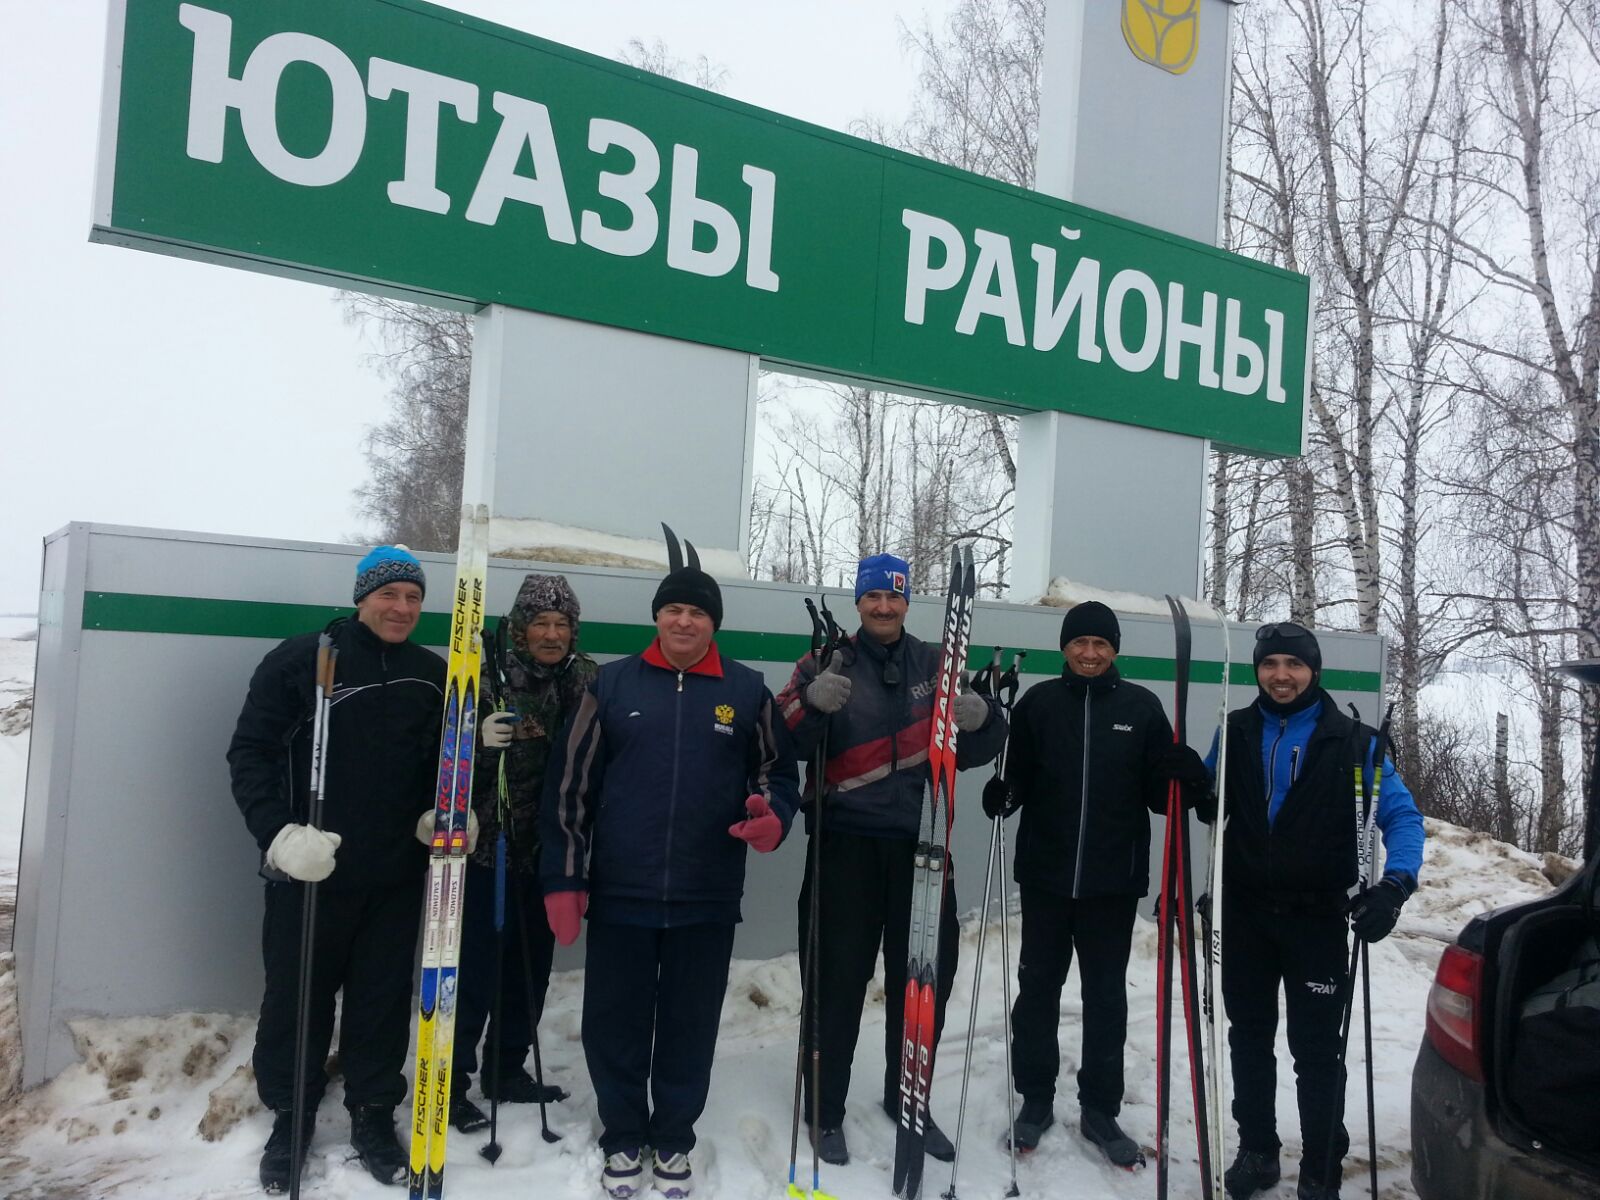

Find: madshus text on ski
[226,535,1425,1200]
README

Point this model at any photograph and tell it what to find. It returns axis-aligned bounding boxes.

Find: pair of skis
[408,504,490,1200]
[1155,596,1233,1200]
[894,545,977,1200]
[1155,596,1212,1198]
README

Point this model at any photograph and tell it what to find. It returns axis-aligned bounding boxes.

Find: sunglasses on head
[1256,621,1315,642]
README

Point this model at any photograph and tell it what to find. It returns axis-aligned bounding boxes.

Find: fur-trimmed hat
[510,573,581,645]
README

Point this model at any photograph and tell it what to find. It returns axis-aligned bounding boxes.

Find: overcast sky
[0,0,955,614]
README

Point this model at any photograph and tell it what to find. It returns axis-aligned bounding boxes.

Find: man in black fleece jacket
[995,601,1208,1165]
[228,546,445,1192]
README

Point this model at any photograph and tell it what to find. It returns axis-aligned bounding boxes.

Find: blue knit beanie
[354,545,426,603]
[855,553,911,602]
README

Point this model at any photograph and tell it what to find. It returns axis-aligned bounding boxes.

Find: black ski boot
[1224,1148,1282,1199]
[450,1087,489,1134]
[259,1107,315,1194]
[1008,1098,1055,1152]
[482,1065,568,1104]
[349,1105,408,1186]
[880,1098,955,1162]
[1296,1167,1341,1200]
[810,1124,849,1166]
[1081,1107,1144,1168]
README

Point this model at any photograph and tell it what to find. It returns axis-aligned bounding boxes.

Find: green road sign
[95,0,1310,455]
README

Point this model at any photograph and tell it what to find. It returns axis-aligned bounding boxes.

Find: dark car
[1411,663,1600,1200]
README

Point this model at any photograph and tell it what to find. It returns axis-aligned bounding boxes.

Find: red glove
[544,889,588,946]
[729,794,783,854]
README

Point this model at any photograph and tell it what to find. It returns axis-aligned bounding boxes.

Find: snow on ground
[0,810,1552,1200]
[1,624,36,942]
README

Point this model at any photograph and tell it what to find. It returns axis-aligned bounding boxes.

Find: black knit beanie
[1059,601,1121,651]
[652,568,723,629]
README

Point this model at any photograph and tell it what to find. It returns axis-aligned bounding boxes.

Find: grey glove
[804,658,852,714]
[954,690,989,733]
[266,824,342,882]
[481,711,516,749]
[415,808,480,854]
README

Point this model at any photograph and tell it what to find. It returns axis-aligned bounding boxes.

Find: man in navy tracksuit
[541,548,799,1200]
[1209,623,1425,1200]
[775,553,1007,1166]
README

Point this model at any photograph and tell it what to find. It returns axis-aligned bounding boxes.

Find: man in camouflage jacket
[445,573,598,1131]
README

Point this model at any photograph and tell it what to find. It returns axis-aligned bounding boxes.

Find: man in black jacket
[775,552,1007,1167]
[995,601,1207,1164]
[228,546,445,1192]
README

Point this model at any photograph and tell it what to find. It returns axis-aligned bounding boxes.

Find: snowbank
[1030,577,1220,620]
[490,518,749,578]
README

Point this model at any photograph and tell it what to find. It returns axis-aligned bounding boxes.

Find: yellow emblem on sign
[715,704,735,726]
[1121,0,1200,76]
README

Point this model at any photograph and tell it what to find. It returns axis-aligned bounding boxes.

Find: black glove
[982,774,1019,819]
[1155,743,1210,789]
[1348,877,1409,943]
[1154,743,1215,818]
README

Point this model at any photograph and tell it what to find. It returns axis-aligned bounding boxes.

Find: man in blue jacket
[1209,622,1425,1200]
[541,550,799,1200]
[775,553,1007,1167]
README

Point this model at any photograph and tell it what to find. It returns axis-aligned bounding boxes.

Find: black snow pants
[582,920,737,1157]
[253,877,421,1112]
[452,859,556,1085]
[797,828,960,1129]
[1009,887,1139,1115]
[1222,898,1352,1166]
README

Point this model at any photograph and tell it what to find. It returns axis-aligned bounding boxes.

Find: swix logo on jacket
[541,639,799,922]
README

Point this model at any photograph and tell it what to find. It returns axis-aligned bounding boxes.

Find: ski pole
[1323,704,1392,1192]
[480,777,509,1164]
[941,649,1004,1200]
[481,622,511,1163]
[508,867,562,1144]
[995,650,1023,1198]
[290,632,336,1200]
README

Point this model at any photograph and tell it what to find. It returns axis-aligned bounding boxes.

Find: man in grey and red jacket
[775,553,1007,1167]
[541,550,799,1200]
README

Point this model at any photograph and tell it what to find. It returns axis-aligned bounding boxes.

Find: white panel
[484,309,757,555]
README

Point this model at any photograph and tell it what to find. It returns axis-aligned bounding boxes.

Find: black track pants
[1009,887,1139,1115]
[582,920,736,1157]
[254,878,421,1112]
[452,859,556,1083]
[797,828,959,1129]
[1221,899,1351,1165]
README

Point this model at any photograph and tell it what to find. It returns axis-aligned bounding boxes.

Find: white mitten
[266,824,342,882]
[481,711,517,749]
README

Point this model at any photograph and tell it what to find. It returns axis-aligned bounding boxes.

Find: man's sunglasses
[1256,621,1315,643]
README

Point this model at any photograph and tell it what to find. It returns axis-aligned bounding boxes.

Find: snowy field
[0,809,1563,1200]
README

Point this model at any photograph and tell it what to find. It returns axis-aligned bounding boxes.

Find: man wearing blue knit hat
[229,545,453,1191]
[776,552,1008,1167]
